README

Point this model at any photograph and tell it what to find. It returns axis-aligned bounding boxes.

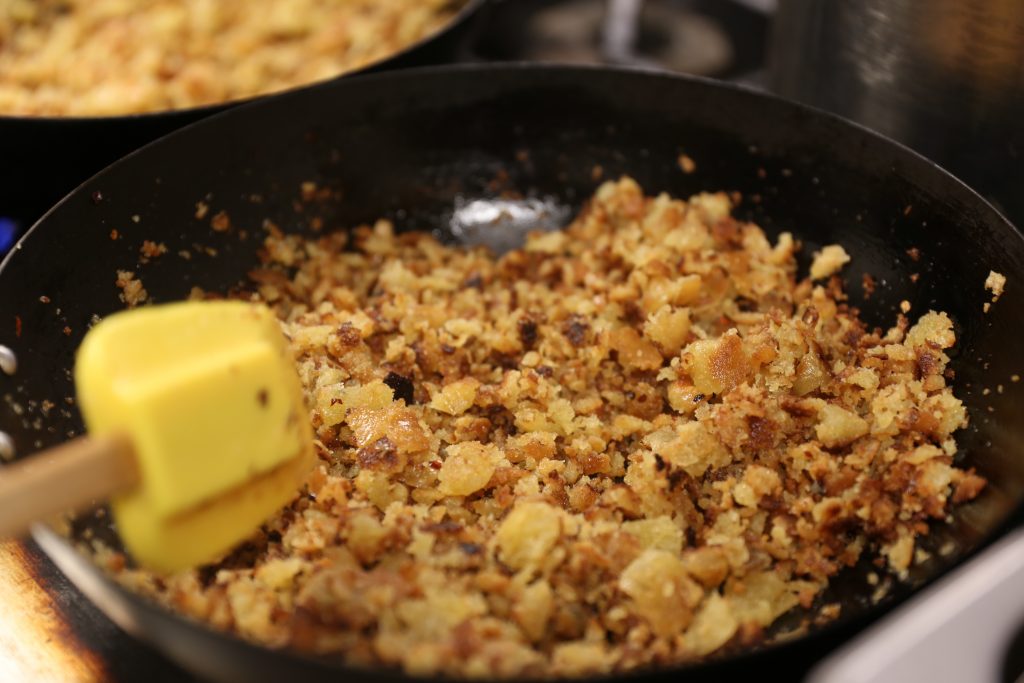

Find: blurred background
[473,0,1024,229]
[2,0,1022,254]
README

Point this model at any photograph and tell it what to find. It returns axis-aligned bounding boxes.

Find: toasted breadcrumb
[984,270,1006,312]
[140,241,167,260]
[97,177,982,678]
[115,270,148,308]
[210,211,232,233]
[810,244,850,280]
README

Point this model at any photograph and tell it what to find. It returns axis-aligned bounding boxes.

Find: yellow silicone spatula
[0,301,315,573]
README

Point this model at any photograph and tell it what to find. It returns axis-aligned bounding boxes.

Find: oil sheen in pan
[446,195,572,253]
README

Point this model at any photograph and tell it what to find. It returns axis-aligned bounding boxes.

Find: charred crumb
[518,318,539,349]
[383,371,415,405]
[562,314,590,347]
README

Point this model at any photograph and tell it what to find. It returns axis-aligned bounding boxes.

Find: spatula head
[75,301,314,572]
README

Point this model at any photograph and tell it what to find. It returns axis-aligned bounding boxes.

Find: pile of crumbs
[96,177,985,677]
[0,0,464,116]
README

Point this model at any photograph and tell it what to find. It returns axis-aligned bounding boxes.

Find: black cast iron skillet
[1,64,1022,682]
[0,0,486,236]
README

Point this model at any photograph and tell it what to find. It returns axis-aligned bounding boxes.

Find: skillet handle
[806,526,1024,683]
[0,434,138,539]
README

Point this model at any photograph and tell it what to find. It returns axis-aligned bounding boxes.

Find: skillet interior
[1,64,1023,682]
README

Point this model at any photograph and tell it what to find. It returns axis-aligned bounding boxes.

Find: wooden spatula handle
[0,434,138,539]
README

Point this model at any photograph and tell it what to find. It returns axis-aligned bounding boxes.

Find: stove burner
[474,0,770,81]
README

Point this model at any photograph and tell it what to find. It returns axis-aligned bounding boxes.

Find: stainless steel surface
[770,0,1024,227]
[807,527,1024,683]
[602,0,651,67]
[474,0,767,80]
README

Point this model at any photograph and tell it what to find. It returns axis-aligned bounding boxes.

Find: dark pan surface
[0,0,486,235]
[1,64,1023,682]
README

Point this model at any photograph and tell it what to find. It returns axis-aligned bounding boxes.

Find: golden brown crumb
[984,270,1006,311]
[194,201,209,220]
[810,244,850,280]
[140,241,168,260]
[0,0,465,116]
[99,177,982,678]
[819,603,841,620]
[678,154,696,174]
[210,211,232,233]
[115,270,148,308]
